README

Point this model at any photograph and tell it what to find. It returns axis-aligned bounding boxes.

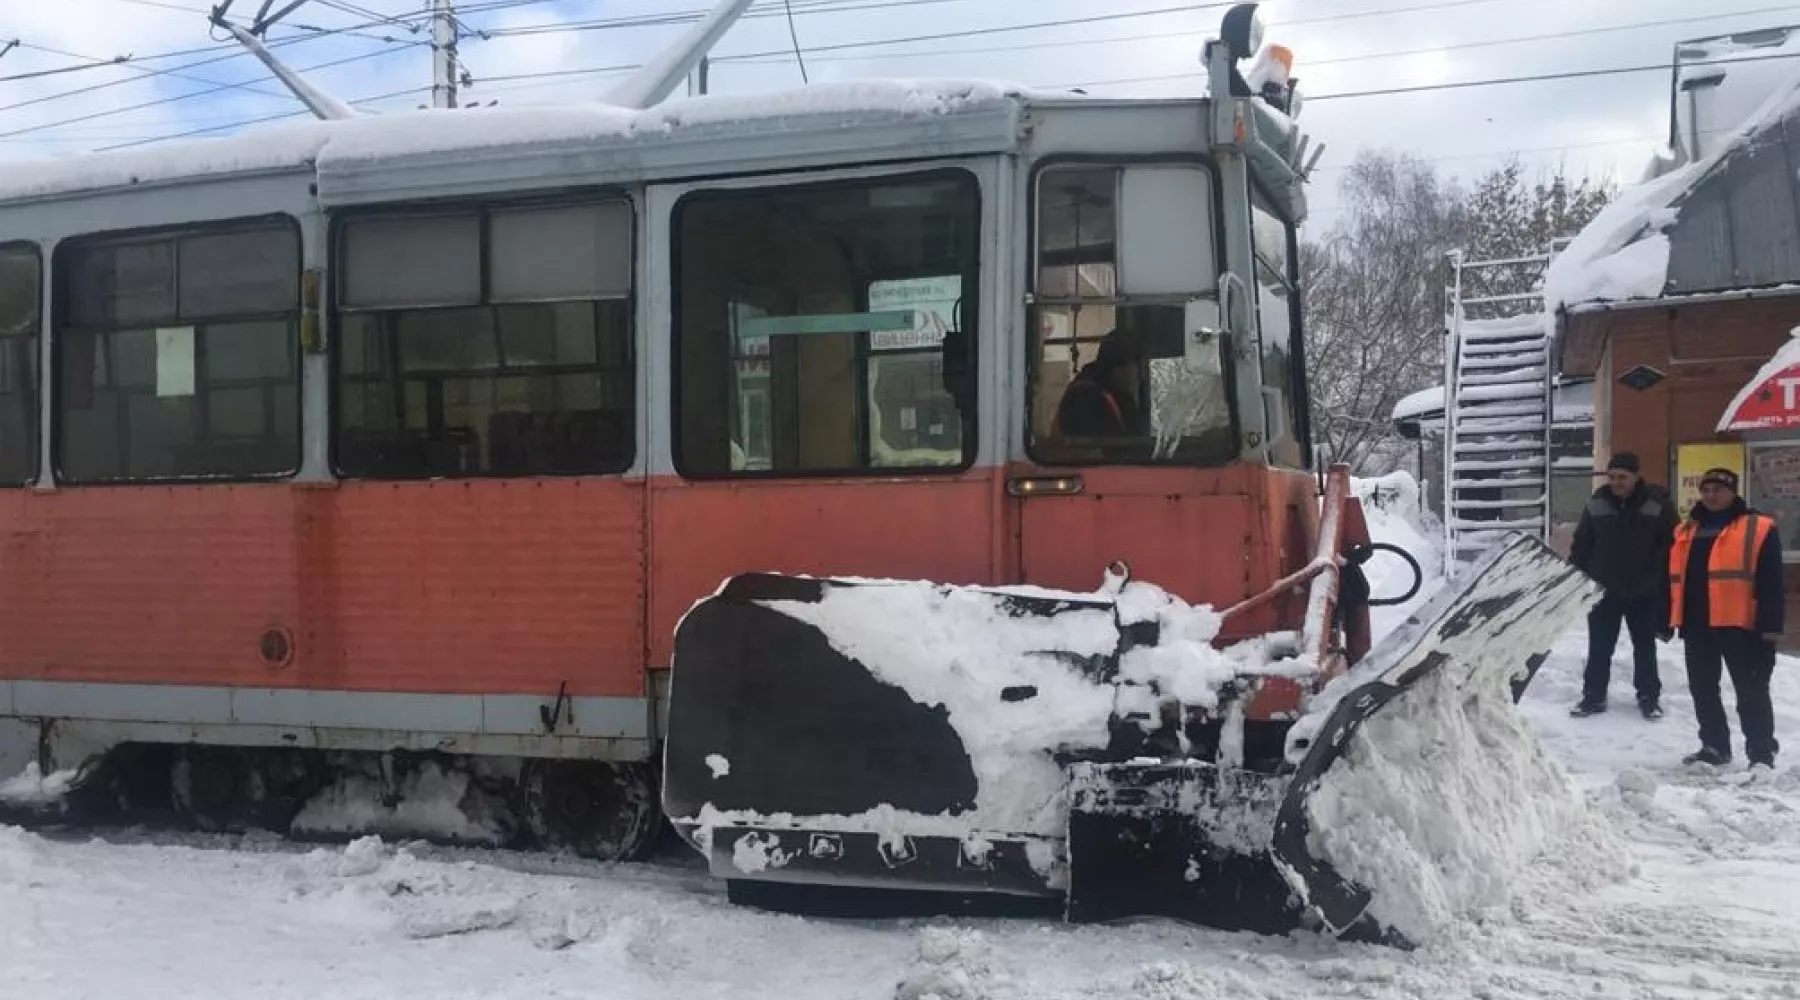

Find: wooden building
[1552,25,1800,647]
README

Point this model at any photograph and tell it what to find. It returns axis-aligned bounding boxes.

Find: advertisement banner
[1674,442,1747,513]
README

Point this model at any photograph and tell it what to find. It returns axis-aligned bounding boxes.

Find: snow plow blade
[661,533,1597,943]
[1266,533,1601,941]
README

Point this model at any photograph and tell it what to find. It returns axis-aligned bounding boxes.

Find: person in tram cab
[1670,467,1785,771]
[1053,333,1148,441]
[1568,453,1678,720]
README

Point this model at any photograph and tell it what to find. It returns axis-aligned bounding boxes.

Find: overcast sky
[2,0,1798,231]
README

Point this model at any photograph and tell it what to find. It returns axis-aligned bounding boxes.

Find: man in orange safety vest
[1669,467,1784,771]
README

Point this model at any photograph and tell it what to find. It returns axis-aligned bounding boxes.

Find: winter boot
[1569,699,1606,718]
[1638,697,1664,721]
[1682,746,1730,768]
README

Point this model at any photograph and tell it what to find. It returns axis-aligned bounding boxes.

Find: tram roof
[0,79,1189,209]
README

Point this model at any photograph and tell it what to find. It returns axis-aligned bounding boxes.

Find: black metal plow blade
[660,572,1126,900]
[1266,533,1602,943]
[1063,760,1306,935]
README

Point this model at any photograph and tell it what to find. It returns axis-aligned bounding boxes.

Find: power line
[89,0,213,12]
[1053,46,1800,98]
[473,61,639,85]
[716,4,1800,67]
[477,0,1026,39]
[9,39,293,100]
[782,0,811,84]
[0,15,422,116]
[0,41,425,139]
[31,0,1796,158]
[95,84,429,150]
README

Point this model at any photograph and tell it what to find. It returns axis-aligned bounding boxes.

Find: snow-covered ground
[5,480,1800,1000]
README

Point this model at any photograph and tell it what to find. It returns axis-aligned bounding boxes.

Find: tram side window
[334,199,635,479]
[56,222,300,483]
[0,245,40,486]
[1029,163,1233,467]
[672,171,980,478]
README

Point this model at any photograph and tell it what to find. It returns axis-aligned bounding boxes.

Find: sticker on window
[155,326,196,397]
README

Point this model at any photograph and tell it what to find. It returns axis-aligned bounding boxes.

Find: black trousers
[1584,592,1662,704]
[1684,627,1780,762]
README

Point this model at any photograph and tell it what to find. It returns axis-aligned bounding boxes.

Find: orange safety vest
[1669,512,1775,630]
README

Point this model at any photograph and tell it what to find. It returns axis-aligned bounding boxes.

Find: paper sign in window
[155,326,196,397]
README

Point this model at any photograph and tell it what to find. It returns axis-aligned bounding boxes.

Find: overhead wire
[0,41,426,139]
[94,83,429,150]
[782,0,811,84]
[1049,47,1800,98]
[17,0,1791,166]
[698,0,1519,67]
[8,40,294,100]
[0,11,430,121]
[715,4,1800,66]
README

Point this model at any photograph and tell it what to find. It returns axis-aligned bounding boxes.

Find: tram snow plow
[661,488,1602,946]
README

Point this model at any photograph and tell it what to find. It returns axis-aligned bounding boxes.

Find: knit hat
[1700,467,1739,493]
[1607,453,1640,473]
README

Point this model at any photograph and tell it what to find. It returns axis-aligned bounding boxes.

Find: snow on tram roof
[0,79,1072,205]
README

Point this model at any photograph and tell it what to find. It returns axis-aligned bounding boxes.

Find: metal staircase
[1441,248,1559,573]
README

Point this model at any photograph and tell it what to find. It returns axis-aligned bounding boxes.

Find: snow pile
[893,928,1002,1000]
[1302,664,1614,942]
[0,823,41,884]
[1289,531,1607,943]
[1114,580,1241,710]
[0,80,1035,204]
[1717,325,1800,431]
[1129,961,1274,1000]
[289,758,511,846]
[283,836,526,940]
[0,761,78,807]
[639,79,1040,132]
[1540,146,1693,314]
[760,581,1138,839]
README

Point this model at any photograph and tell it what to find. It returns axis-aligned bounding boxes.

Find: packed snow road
[5,496,1800,999]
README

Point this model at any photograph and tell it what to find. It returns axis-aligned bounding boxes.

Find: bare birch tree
[1302,151,1467,472]
[1300,153,1616,473]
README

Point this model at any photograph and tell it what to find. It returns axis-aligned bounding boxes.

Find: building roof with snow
[1391,379,1593,435]
[1547,25,1800,324]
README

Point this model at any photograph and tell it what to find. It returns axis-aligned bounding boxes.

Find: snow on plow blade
[1268,533,1601,943]
[661,533,1597,943]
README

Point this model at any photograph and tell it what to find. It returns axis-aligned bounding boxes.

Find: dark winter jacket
[1679,498,1787,637]
[1055,365,1145,438]
[1570,481,1678,604]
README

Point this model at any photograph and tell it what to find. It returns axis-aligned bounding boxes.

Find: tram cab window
[55,221,299,483]
[0,244,39,486]
[1029,163,1235,467]
[673,171,979,478]
[1253,189,1307,469]
[334,198,635,479]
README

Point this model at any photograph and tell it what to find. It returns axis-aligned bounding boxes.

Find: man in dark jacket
[1569,453,1678,719]
[1054,334,1147,439]
[1670,467,1783,770]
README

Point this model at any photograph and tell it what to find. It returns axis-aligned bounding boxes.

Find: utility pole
[430,0,459,109]
[686,56,709,98]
